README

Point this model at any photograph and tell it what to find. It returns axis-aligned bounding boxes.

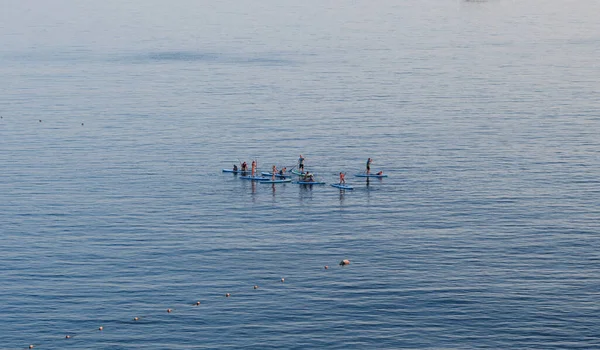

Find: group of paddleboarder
[234,161,251,173]
[270,165,289,181]
[297,155,318,182]
[231,155,384,185]
[234,160,258,176]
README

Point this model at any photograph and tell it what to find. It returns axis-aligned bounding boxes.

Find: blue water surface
[1,0,600,349]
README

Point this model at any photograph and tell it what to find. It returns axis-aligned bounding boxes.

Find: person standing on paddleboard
[366,158,372,175]
[298,155,305,172]
[339,172,346,185]
[251,160,257,177]
[272,165,277,181]
[241,161,248,172]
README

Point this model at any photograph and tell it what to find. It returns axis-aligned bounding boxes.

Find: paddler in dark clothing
[303,171,315,182]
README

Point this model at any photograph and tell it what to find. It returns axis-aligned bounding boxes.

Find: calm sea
[1,0,599,349]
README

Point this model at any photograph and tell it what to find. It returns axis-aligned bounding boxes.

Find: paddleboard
[261,172,288,178]
[291,169,316,176]
[240,175,270,181]
[222,169,250,174]
[294,181,326,185]
[259,179,292,184]
[331,183,354,190]
[354,174,388,178]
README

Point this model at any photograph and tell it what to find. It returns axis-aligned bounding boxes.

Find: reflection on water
[338,190,345,205]
[299,184,315,202]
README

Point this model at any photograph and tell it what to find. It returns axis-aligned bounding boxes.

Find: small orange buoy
[339,259,350,266]
[225,293,231,297]
[98,326,103,331]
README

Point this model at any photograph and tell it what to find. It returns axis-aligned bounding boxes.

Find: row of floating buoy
[17,260,349,350]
